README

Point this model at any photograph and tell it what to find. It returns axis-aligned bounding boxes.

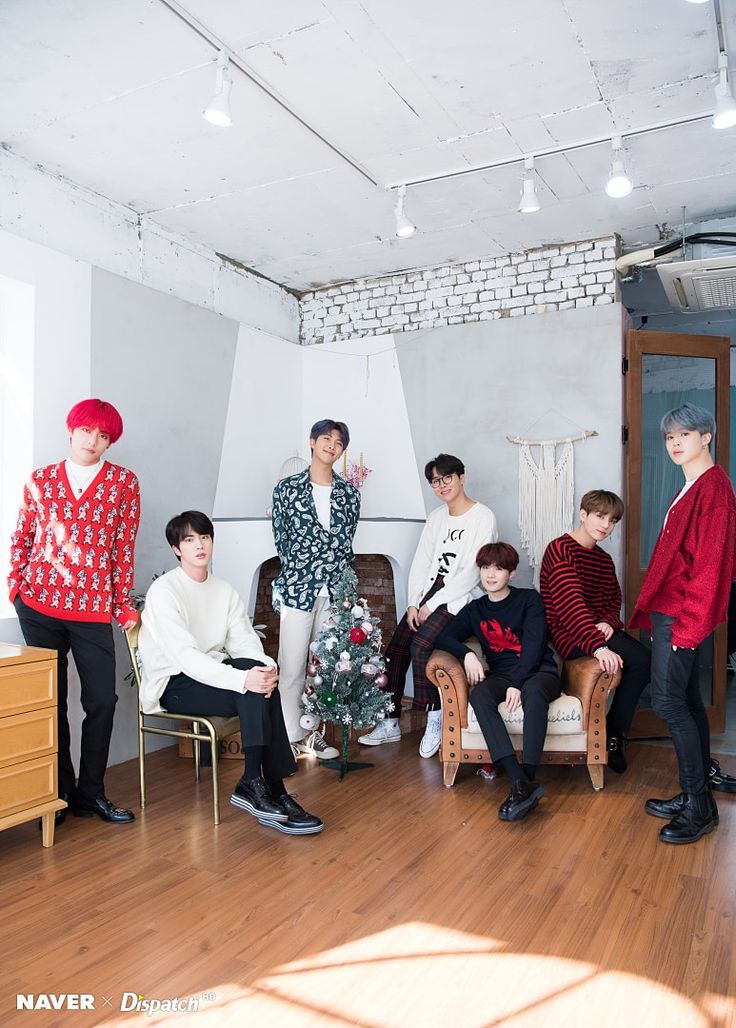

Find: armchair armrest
[561,656,621,729]
[426,650,471,728]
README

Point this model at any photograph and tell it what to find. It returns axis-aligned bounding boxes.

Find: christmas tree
[301,567,393,778]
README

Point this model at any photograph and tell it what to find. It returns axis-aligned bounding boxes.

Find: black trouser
[649,612,710,794]
[14,594,117,803]
[469,672,561,767]
[570,630,650,736]
[161,658,296,781]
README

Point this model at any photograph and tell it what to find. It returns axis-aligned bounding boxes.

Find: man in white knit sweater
[359,454,497,757]
[139,511,322,835]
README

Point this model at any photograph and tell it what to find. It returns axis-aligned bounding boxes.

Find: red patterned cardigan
[8,460,140,626]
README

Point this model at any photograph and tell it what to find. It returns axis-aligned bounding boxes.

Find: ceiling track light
[394,185,416,238]
[605,135,633,198]
[684,0,710,5]
[203,50,233,127]
[518,157,540,213]
[713,52,736,130]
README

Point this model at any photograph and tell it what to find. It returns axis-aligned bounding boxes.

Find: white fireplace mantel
[213,517,425,617]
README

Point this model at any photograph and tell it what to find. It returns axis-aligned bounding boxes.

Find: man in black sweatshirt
[436,542,560,821]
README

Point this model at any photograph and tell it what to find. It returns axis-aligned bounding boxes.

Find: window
[0,274,35,619]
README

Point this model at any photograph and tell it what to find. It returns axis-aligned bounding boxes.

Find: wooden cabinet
[0,643,65,847]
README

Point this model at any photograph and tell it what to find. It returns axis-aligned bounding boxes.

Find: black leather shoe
[659,788,715,845]
[709,758,736,793]
[646,789,719,825]
[73,795,135,823]
[607,734,627,774]
[498,779,545,822]
[230,778,288,822]
[258,793,324,834]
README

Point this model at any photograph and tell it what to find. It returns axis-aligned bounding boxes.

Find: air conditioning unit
[657,255,736,313]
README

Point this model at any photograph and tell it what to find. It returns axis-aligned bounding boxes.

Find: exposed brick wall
[253,554,398,658]
[299,236,618,345]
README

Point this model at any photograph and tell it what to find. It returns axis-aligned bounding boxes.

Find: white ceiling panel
[1,0,735,290]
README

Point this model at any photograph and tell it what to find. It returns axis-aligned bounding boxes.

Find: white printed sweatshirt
[407,502,498,615]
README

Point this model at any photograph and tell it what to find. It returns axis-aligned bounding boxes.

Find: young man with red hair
[8,398,140,824]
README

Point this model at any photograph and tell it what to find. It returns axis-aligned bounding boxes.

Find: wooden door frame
[625,329,730,736]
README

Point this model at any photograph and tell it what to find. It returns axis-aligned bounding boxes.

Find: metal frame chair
[124,622,239,825]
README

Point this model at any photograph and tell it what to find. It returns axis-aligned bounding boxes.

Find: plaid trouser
[384,577,454,711]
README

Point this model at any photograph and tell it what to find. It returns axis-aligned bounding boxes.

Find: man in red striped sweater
[540,489,649,773]
[8,399,140,825]
[631,403,736,845]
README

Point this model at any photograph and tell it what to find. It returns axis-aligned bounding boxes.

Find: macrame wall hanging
[507,413,597,585]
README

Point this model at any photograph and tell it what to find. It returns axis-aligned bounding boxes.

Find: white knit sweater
[138,567,275,713]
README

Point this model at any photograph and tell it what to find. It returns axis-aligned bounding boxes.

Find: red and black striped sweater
[8,460,140,626]
[540,534,623,658]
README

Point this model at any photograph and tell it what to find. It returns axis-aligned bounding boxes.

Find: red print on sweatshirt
[480,619,521,654]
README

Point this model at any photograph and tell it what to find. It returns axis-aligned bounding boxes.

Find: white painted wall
[213,330,426,521]
[396,304,626,586]
[0,229,92,641]
[213,326,303,519]
[301,334,426,519]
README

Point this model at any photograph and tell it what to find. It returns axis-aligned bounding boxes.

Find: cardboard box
[177,731,243,760]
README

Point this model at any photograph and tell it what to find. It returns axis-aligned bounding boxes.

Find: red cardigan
[8,460,140,626]
[630,465,736,648]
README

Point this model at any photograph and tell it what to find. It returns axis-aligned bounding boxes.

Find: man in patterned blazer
[271,419,361,760]
[8,398,140,824]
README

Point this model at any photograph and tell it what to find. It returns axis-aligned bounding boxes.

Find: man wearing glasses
[359,453,497,757]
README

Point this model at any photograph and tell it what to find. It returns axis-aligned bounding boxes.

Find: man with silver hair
[631,403,736,844]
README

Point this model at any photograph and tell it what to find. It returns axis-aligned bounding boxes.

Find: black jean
[161,658,296,781]
[570,630,650,736]
[469,672,561,767]
[14,594,117,802]
[649,612,710,794]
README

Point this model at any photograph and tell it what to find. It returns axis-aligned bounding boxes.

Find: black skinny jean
[14,594,117,802]
[161,658,296,781]
[469,671,561,767]
[649,613,710,795]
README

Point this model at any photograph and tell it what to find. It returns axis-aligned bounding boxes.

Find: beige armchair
[426,648,621,790]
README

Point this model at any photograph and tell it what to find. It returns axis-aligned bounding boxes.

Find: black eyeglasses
[430,474,455,489]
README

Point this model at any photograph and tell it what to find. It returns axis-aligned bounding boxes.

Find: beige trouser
[277,596,330,742]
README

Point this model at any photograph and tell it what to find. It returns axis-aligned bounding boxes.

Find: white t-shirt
[65,458,105,498]
[311,482,333,597]
[663,480,695,528]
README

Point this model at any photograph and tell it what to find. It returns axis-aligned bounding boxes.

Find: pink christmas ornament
[375,673,388,688]
[306,664,318,677]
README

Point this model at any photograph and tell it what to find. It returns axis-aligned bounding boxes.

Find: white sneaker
[419,710,443,758]
[294,730,339,760]
[358,719,402,746]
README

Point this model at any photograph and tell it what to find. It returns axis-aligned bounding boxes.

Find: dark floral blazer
[271,469,361,612]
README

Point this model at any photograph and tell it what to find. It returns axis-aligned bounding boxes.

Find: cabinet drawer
[0,708,57,768]
[0,754,57,818]
[0,661,56,717]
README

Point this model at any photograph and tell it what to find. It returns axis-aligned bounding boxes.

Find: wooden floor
[2,738,735,1028]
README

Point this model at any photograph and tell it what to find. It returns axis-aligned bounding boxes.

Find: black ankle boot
[659,788,715,845]
[606,733,627,774]
[646,789,719,826]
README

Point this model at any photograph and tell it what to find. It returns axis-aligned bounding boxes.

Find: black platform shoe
[659,788,715,845]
